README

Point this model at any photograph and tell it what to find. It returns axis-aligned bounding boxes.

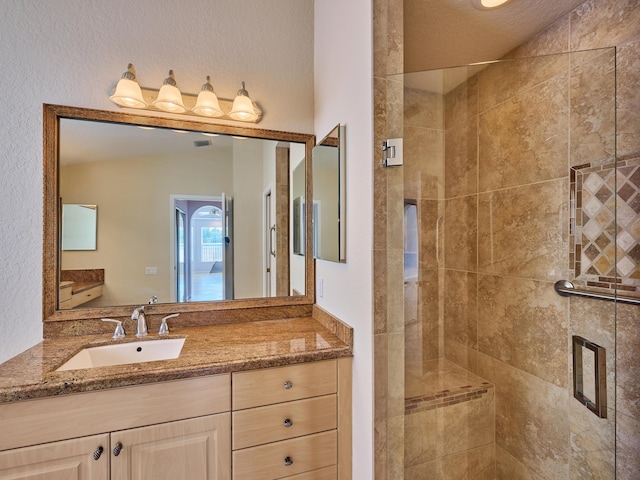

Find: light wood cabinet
[111,414,230,480]
[231,358,352,479]
[0,358,352,480]
[0,433,109,480]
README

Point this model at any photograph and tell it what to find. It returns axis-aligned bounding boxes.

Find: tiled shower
[399,47,624,479]
[373,1,640,478]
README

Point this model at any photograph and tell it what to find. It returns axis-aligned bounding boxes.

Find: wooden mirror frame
[43,104,315,324]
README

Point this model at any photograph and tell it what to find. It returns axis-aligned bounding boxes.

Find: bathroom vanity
[0,316,353,479]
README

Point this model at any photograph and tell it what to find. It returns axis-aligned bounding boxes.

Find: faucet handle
[102,318,125,339]
[159,314,179,335]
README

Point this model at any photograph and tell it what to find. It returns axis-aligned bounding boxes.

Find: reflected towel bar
[554,280,640,306]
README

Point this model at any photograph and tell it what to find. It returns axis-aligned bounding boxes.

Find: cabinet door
[110,413,230,480]
[0,433,109,480]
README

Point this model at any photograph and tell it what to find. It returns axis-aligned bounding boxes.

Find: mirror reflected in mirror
[43,105,315,322]
[312,124,346,263]
[61,204,97,251]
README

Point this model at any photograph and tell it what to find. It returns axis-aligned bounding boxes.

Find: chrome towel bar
[554,280,640,306]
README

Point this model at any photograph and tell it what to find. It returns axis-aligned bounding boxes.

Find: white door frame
[169,194,222,303]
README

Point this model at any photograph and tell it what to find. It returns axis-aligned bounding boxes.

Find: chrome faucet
[131,306,148,337]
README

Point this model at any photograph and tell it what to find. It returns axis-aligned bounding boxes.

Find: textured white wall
[314,0,374,478]
[0,0,314,363]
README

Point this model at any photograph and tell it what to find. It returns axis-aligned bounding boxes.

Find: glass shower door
[386,47,633,479]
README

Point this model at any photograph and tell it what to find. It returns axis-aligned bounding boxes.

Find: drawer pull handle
[113,442,123,456]
[93,446,104,460]
[283,381,293,389]
[284,418,293,427]
[284,456,294,466]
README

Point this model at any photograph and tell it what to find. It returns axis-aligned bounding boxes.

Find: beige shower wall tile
[444,73,478,200]
[386,75,405,139]
[374,333,389,421]
[374,418,388,480]
[404,125,444,200]
[444,339,478,374]
[496,445,545,480]
[445,114,478,198]
[569,0,640,52]
[386,248,405,333]
[388,178,404,252]
[405,408,437,467]
[478,54,568,113]
[478,74,569,192]
[570,48,616,166]
[440,443,496,480]
[616,302,640,421]
[478,353,570,480]
[418,268,441,362]
[505,15,571,59]
[616,33,640,159]
[405,459,439,480]
[444,74,478,127]
[617,412,640,480]
[478,275,568,388]
[388,332,406,418]
[406,444,495,480]
[444,195,477,272]
[387,413,406,479]
[569,402,615,480]
[418,199,439,270]
[405,270,441,367]
[477,179,569,282]
[444,270,478,349]
[438,389,495,457]
[404,87,443,130]
[374,250,388,334]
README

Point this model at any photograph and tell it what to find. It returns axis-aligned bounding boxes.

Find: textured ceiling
[404,0,587,72]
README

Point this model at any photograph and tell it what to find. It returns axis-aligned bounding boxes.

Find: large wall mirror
[312,124,346,263]
[43,104,315,322]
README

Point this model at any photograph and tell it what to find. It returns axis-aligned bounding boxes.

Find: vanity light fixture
[192,76,224,117]
[109,64,262,123]
[229,82,259,122]
[109,64,147,108]
[471,0,512,9]
[153,70,186,113]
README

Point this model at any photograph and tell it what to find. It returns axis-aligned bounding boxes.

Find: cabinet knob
[113,442,123,456]
[283,381,293,390]
[284,418,293,427]
[93,446,104,460]
[284,456,294,466]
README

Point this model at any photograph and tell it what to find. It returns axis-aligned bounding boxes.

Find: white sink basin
[57,338,185,371]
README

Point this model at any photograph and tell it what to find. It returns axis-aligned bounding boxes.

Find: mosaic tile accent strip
[405,382,493,415]
[570,158,640,293]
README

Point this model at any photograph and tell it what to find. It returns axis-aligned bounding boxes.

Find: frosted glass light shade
[110,75,146,109]
[153,84,186,113]
[193,76,223,117]
[193,90,223,117]
[229,94,258,121]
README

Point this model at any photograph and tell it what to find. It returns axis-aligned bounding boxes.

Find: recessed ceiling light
[471,0,512,10]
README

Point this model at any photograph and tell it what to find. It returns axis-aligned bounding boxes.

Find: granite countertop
[0,316,352,404]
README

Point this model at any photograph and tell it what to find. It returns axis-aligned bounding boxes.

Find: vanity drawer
[232,394,337,449]
[232,359,336,410]
[232,430,336,480]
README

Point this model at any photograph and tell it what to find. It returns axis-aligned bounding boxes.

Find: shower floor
[405,359,493,414]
